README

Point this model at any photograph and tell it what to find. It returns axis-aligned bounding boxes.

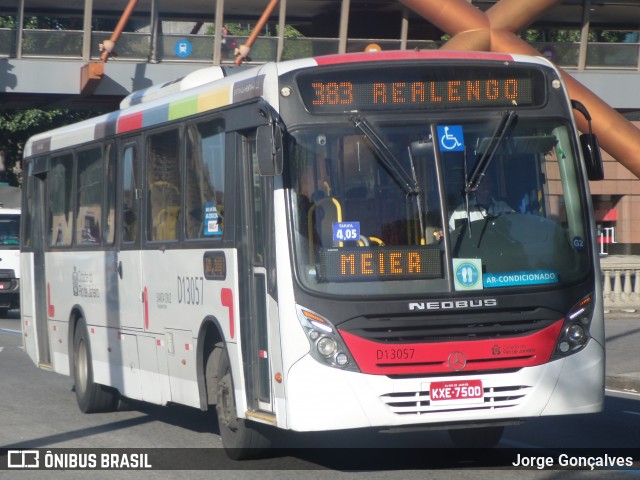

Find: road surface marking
[0,328,21,336]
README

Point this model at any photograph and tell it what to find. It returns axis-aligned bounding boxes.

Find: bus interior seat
[344,185,378,242]
[155,206,181,241]
[307,196,343,253]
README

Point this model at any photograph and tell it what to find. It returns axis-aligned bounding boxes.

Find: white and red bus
[20,50,605,457]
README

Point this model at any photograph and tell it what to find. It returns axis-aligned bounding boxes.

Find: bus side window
[122,145,139,243]
[103,142,116,244]
[76,147,103,245]
[148,129,181,242]
[185,120,225,239]
[48,153,74,246]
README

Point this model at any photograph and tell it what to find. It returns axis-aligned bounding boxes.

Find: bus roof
[23,50,553,158]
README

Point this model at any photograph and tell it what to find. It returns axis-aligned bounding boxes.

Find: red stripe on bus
[47,282,55,318]
[143,287,149,330]
[118,112,143,133]
[221,288,235,339]
[340,319,563,375]
[315,50,514,66]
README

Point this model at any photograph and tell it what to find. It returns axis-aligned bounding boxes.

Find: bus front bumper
[283,340,604,432]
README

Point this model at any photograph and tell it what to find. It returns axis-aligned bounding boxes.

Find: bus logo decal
[233,74,265,103]
[447,351,467,371]
[71,267,101,299]
[408,298,497,311]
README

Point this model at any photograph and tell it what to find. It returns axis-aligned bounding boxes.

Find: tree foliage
[0,109,97,186]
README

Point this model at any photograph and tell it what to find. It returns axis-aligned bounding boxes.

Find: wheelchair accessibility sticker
[437,125,465,152]
[453,258,483,291]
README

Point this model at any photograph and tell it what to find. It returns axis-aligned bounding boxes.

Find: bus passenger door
[22,163,51,367]
[238,132,274,414]
[116,139,145,330]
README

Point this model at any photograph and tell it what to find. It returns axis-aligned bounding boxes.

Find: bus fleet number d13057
[177,275,204,306]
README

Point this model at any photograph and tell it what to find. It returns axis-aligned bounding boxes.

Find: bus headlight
[317,337,337,357]
[568,323,586,343]
[552,295,593,359]
[296,305,359,371]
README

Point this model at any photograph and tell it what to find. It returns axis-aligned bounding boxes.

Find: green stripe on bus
[168,96,199,120]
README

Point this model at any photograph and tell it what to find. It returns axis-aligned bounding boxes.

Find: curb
[605,374,640,393]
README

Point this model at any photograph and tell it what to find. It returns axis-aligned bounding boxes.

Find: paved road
[604,313,640,392]
[2,310,640,479]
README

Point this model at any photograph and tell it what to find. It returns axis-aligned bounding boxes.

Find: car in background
[0,208,20,316]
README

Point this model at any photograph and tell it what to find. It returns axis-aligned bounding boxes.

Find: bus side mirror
[571,99,604,181]
[256,124,283,176]
[580,133,604,181]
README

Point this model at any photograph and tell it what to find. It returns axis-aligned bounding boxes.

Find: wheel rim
[75,338,88,395]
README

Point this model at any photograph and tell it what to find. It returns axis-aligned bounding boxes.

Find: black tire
[448,426,504,448]
[216,345,271,460]
[73,320,119,413]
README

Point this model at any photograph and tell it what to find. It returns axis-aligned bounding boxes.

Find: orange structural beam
[101,0,139,63]
[400,0,640,179]
[81,0,138,95]
[235,0,280,65]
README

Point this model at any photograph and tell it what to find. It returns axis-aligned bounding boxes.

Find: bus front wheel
[216,345,271,459]
[73,320,119,413]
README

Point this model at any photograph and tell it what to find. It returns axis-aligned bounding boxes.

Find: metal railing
[21,29,83,58]
[3,27,640,70]
[0,28,15,57]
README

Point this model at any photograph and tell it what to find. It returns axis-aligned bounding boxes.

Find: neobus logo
[408,299,498,311]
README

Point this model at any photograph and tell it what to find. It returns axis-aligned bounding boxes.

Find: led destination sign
[318,246,442,282]
[297,66,542,113]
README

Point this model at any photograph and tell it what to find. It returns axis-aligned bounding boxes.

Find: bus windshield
[288,116,590,296]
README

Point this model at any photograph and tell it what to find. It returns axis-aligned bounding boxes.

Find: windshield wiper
[461,110,517,236]
[464,110,517,196]
[351,115,425,242]
[351,115,419,195]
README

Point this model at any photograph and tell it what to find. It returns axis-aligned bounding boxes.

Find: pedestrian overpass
[3,0,640,111]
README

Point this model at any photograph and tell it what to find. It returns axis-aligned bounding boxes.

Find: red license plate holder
[430,379,484,405]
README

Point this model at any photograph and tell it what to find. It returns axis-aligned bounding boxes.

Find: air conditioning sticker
[483,270,559,288]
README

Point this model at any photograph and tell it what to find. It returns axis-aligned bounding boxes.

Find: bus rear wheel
[73,320,119,413]
[216,345,271,459]
[448,426,504,448]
